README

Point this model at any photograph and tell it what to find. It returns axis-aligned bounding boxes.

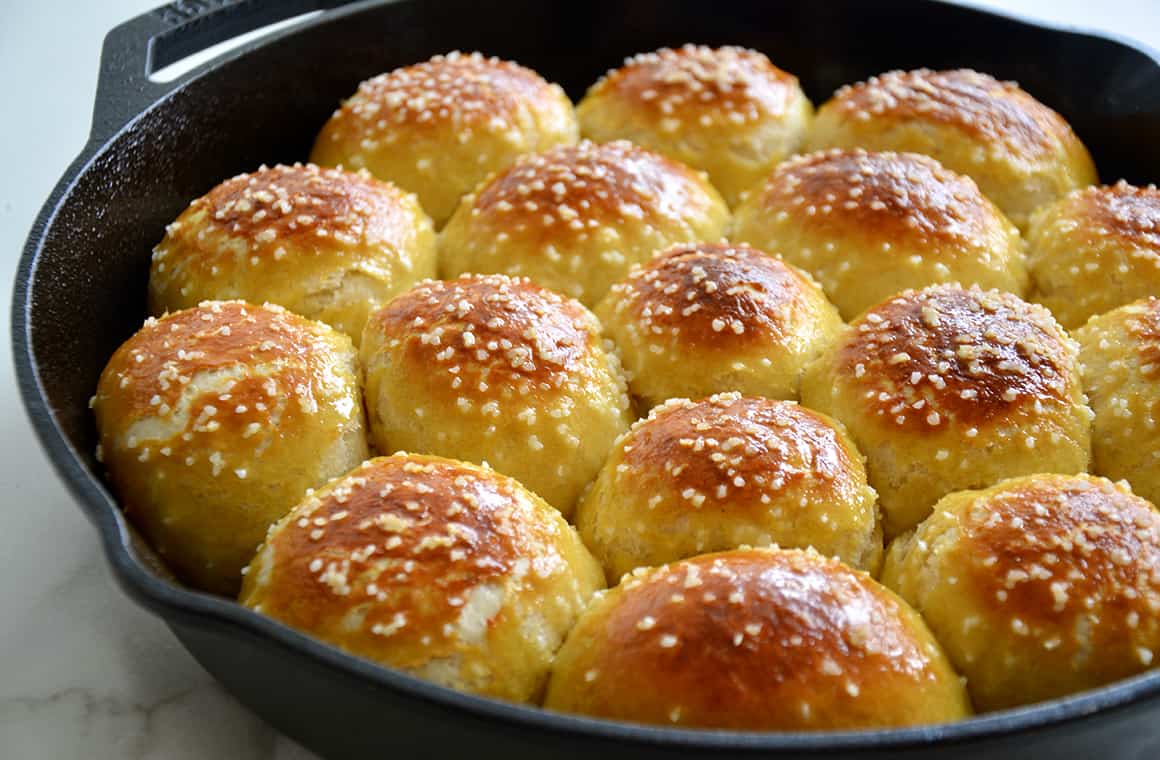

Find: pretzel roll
[1076,297,1160,504]
[360,274,632,516]
[882,474,1160,712]
[801,284,1091,537]
[241,454,604,702]
[808,69,1097,230]
[1028,182,1160,329]
[577,44,812,207]
[575,394,881,580]
[311,51,578,226]
[92,301,368,595]
[545,548,970,729]
[731,149,1026,320]
[595,242,842,407]
[439,140,730,306]
[149,163,435,345]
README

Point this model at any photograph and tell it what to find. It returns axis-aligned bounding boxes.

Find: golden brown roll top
[310,51,578,225]
[241,454,604,702]
[596,242,842,407]
[545,548,970,729]
[149,163,436,345]
[360,274,631,517]
[574,393,881,580]
[577,44,812,206]
[367,274,596,400]
[92,301,368,594]
[883,474,1160,712]
[731,148,1026,319]
[802,284,1091,537]
[1076,297,1160,505]
[807,69,1097,230]
[439,139,730,306]
[830,286,1076,428]
[1028,182,1160,328]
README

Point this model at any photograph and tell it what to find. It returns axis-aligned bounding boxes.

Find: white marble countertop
[1,1,1158,757]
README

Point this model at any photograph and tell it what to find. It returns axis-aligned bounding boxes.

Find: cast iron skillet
[13,0,1160,756]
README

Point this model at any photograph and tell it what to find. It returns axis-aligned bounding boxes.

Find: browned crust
[465,140,718,244]
[161,163,419,255]
[586,44,800,124]
[824,69,1078,158]
[550,548,963,729]
[363,274,599,401]
[959,475,1160,635]
[617,394,865,514]
[251,454,568,667]
[97,300,347,421]
[603,243,826,349]
[752,149,1004,249]
[836,285,1077,430]
[1127,297,1160,376]
[317,51,565,138]
[1056,181,1160,250]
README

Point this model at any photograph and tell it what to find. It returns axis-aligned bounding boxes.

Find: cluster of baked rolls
[93,45,1160,729]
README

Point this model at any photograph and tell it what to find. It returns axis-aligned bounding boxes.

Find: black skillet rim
[12,0,1160,752]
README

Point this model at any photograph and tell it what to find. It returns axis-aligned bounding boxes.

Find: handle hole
[148,9,323,83]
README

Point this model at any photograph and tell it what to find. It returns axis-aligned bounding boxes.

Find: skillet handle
[91,0,359,141]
